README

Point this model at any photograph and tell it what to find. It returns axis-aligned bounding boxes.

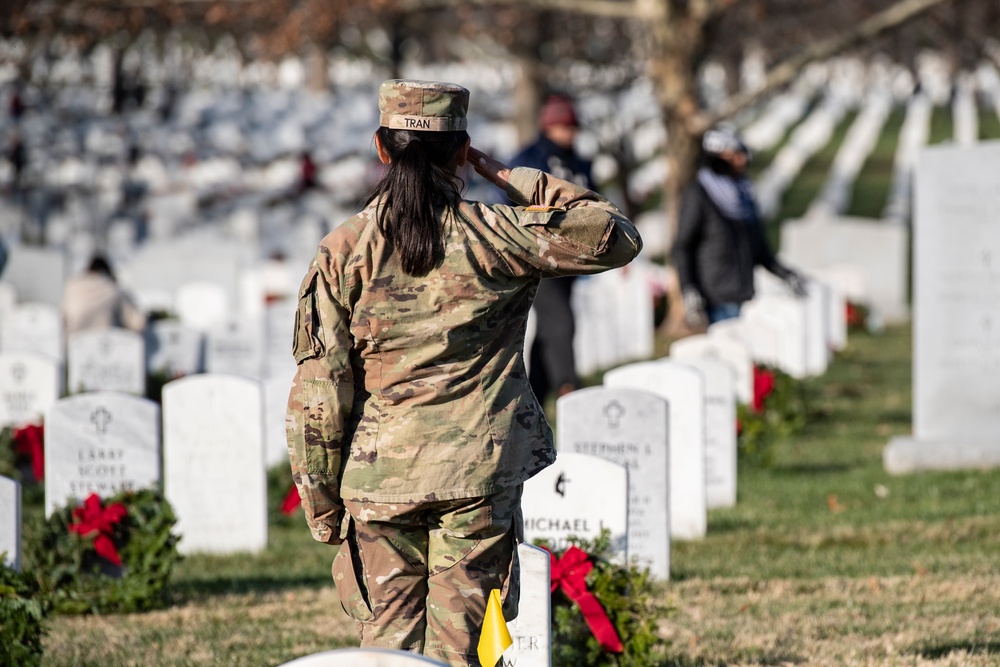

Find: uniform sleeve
[285,259,356,545]
[672,184,704,292]
[489,167,642,277]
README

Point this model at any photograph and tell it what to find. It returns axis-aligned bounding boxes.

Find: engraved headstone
[205,319,264,379]
[1,302,63,361]
[557,387,670,579]
[521,452,628,557]
[670,334,753,405]
[146,320,204,379]
[885,143,1000,472]
[44,392,161,515]
[163,374,267,553]
[604,360,707,540]
[67,329,145,395]
[677,358,737,509]
[0,353,60,428]
[505,543,552,667]
[0,476,20,570]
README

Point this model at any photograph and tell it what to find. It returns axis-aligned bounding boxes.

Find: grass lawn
[846,108,905,218]
[37,323,1000,666]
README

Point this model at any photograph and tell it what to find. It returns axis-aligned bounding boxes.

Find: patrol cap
[378,79,470,132]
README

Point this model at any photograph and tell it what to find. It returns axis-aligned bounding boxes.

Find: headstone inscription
[163,374,268,553]
[0,353,60,428]
[505,543,552,667]
[67,329,145,395]
[44,392,161,516]
[885,142,1000,472]
[205,318,264,379]
[275,649,449,666]
[604,360,707,540]
[557,387,670,579]
[0,476,20,570]
[676,358,737,509]
[521,452,628,558]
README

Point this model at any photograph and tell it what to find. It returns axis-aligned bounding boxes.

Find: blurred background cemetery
[2,0,1000,665]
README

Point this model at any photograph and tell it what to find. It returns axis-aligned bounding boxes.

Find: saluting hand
[469,146,511,191]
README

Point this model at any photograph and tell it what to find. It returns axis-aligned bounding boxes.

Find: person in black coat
[510,93,594,402]
[673,126,806,326]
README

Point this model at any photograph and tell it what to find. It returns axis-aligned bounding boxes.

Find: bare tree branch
[692,0,953,133]
[394,0,648,19]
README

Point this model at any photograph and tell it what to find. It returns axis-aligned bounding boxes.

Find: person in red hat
[509,93,594,404]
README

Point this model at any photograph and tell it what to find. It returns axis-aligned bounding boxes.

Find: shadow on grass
[771,462,856,475]
[664,652,804,666]
[169,573,332,601]
[915,641,1000,659]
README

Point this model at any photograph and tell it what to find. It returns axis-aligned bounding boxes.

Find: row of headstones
[520,271,848,581]
[0,375,282,563]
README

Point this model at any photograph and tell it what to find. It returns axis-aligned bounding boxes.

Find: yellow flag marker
[477,588,513,667]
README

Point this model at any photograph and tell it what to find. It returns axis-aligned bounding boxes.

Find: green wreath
[0,561,48,667]
[24,487,182,615]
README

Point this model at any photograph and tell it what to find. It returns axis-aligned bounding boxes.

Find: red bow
[69,493,128,566]
[544,545,624,653]
[280,483,302,515]
[13,423,45,482]
[752,365,776,413]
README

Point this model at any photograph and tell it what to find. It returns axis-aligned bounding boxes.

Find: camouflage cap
[378,79,470,132]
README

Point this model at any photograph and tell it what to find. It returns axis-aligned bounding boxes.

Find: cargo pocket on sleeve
[292,264,324,363]
[331,519,375,623]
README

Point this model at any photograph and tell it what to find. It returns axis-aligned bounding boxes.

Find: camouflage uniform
[287,79,642,667]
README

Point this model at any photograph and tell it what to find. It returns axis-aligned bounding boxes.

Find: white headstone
[0,353,60,428]
[743,296,808,379]
[506,543,552,667]
[781,216,909,323]
[205,319,264,379]
[3,247,67,307]
[670,334,753,405]
[708,317,780,368]
[885,143,1000,472]
[557,387,670,579]
[676,359,737,509]
[604,360,707,540]
[522,452,628,557]
[0,282,15,318]
[276,648,449,666]
[146,321,204,378]
[1,302,63,361]
[67,329,145,395]
[0,476,20,571]
[163,374,267,553]
[264,374,294,468]
[176,281,231,331]
[44,393,161,516]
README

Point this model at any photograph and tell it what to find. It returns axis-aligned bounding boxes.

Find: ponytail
[366,127,469,277]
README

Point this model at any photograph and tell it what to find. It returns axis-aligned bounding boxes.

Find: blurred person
[286,79,641,666]
[62,255,146,335]
[510,93,594,401]
[673,126,806,327]
[7,130,26,188]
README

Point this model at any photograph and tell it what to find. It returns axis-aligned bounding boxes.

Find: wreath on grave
[24,487,182,614]
[0,561,49,667]
[537,530,670,667]
[0,423,45,485]
[845,301,871,332]
[736,364,811,466]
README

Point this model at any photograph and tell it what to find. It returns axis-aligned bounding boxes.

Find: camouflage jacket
[286,167,641,543]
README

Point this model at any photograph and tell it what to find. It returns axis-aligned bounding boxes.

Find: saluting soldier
[286,79,642,667]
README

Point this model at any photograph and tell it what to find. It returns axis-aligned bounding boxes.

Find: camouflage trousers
[334,484,523,667]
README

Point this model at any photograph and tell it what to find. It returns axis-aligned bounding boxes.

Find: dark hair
[87,255,115,281]
[366,126,469,277]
